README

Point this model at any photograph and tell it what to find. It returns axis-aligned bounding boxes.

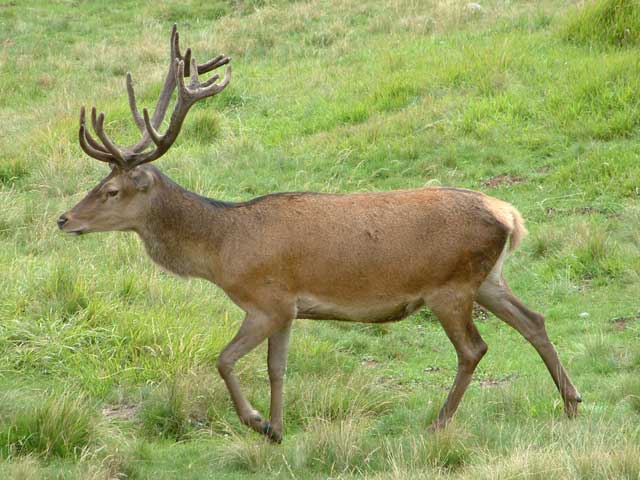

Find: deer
[58,25,581,443]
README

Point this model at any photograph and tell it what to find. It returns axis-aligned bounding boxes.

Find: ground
[0,0,639,478]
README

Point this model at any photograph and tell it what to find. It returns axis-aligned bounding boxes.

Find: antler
[79,24,231,169]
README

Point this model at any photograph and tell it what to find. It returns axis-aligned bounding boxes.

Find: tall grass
[0,392,96,459]
[561,0,640,47]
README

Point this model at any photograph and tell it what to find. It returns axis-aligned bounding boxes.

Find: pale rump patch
[482,196,528,252]
[482,242,510,288]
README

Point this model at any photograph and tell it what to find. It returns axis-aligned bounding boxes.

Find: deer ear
[130,169,153,191]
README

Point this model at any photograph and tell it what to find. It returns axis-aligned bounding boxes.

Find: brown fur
[59,165,581,442]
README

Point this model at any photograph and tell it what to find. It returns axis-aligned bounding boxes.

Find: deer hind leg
[427,286,488,430]
[476,273,582,417]
[216,310,291,442]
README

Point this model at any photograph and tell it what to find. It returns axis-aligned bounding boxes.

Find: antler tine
[200,73,220,89]
[142,108,163,147]
[91,109,126,164]
[79,106,109,154]
[128,25,186,154]
[84,127,109,154]
[126,73,145,133]
[197,54,230,75]
[200,63,231,91]
[78,107,115,163]
[189,57,199,87]
[199,65,231,95]
[180,55,232,98]
[79,126,114,163]
[170,24,179,64]
[175,58,189,99]
[183,48,192,77]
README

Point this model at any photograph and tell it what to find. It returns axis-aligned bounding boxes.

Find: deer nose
[57,215,68,230]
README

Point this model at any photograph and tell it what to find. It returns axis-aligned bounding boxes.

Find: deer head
[58,25,231,235]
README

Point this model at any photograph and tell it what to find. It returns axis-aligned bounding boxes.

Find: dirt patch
[610,313,640,332]
[102,403,138,421]
[37,74,55,88]
[577,278,593,293]
[481,174,526,188]
[361,356,379,368]
[473,304,490,322]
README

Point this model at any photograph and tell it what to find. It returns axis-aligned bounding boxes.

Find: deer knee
[268,364,287,382]
[473,340,488,366]
[216,356,234,377]
[459,340,487,371]
[530,311,545,329]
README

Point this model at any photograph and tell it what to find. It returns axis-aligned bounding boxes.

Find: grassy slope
[0,0,639,478]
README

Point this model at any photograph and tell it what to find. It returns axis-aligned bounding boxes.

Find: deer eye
[106,189,119,198]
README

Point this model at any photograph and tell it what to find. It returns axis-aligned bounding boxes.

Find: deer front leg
[216,311,288,442]
[267,323,292,443]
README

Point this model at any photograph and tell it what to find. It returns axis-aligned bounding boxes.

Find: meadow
[0,0,639,478]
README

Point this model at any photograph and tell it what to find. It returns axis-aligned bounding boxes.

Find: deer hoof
[262,421,282,444]
[565,398,580,418]
[241,411,264,429]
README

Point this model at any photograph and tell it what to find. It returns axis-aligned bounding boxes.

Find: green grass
[0,391,96,459]
[1,0,640,478]
[561,0,640,47]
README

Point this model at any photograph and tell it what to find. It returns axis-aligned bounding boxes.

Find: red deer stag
[59,25,581,443]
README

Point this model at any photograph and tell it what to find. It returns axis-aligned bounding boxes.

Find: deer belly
[296,295,424,323]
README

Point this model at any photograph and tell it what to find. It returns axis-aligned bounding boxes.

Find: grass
[1,0,639,478]
[0,391,96,459]
[561,0,640,47]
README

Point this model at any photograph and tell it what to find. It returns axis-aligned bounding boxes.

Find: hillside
[0,0,639,478]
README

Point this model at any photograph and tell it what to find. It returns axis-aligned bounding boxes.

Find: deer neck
[136,180,231,283]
